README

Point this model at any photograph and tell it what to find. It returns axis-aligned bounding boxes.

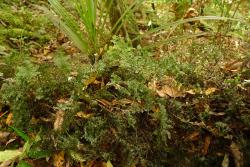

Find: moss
[0,28,50,43]
[0,2,53,47]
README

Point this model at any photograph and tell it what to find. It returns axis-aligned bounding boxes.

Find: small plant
[41,0,142,63]
[1,0,250,166]
[0,127,50,167]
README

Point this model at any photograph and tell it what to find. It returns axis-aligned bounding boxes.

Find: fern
[1,61,39,128]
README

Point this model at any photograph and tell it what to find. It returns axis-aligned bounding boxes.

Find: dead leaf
[53,151,65,167]
[76,112,94,119]
[223,60,243,72]
[148,76,184,98]
[83,73,97,90]
[97,99,111,107]
[202,136,211,155]
[184,8,199,19]
[0,111,8,120]
[152,105,160,113]
[65,159,70,167]
[230,142,243,167]
[186,131,200,141]
[54,110,64,131]
[31,116,39,124]
[43,47,51,56]
[153,76,185,98]
[205,87,217,95]
[222,154,230,167]
[185,89,196,95]
[148,79,158,92]
[86,160,95,167]
[245,60,250,68]
[161,76,177,86]
[42,55,53,61]
[5,138,16,146]
[5,113,13,126]
[157,85,184,98]
[57,99,69,104]
[106,161,113,167]
[208,111,226,116]
[0,131,10,143]
[57,32,67,43]
[0,160,13,167]
[112,99,134,106]
[80,162,84,167]
[70,71,78,77]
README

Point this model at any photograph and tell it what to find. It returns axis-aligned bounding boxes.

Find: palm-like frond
[44,0,89,54]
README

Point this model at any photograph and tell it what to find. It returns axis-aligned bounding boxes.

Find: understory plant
[1,0,250,166]
[41,0,142,63]
[0,37,174,166]
[42,0,245,63]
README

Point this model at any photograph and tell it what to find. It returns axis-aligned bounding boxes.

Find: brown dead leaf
[80,162,84,167]
[152,105,160,113]
[161,76,177,86]
[31,116,39,124]
[83,73,97,90]
[86,160,95,167]
[57,99,69,104]
[53,151,65,167]
[76,112,94,119]
[0,131,10,143]
[185,89,196,95]
[65,159,70,167]
[5,138,16,146]
[184,8,199,19]
[57,32,67,43]
[112,98,134,106]
[0,160,13,167]
[96,99,112,112]
[202,136,211,155]
[205,87,217,96]
[97,99,111,107]
[160,76,184,97]
[148,79,158,92]
[148,76,184,98]
[118,99,133,105]
[54,110,64,131]
[157,85,184,98]
[43,48,50,56]
[186,131,200,141]
[230,142,243,167]
[245,60,250,68]
[70,71,78,77]
[41,55,53,61]
[0,111,8,119]
[223,60,243,72]
[6,113,13,126]
[208,111,226,116]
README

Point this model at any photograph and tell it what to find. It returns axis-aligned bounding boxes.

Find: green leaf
[22,140,33,157]
[28,150,51,159]
[0,150,22,162]
[17,160,33,167]
[133,16,245,42]
[10,126,29,142]
[45,0,88,53]
[69,150,86,162]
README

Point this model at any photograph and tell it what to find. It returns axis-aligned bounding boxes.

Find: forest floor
[1,1,250,167]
